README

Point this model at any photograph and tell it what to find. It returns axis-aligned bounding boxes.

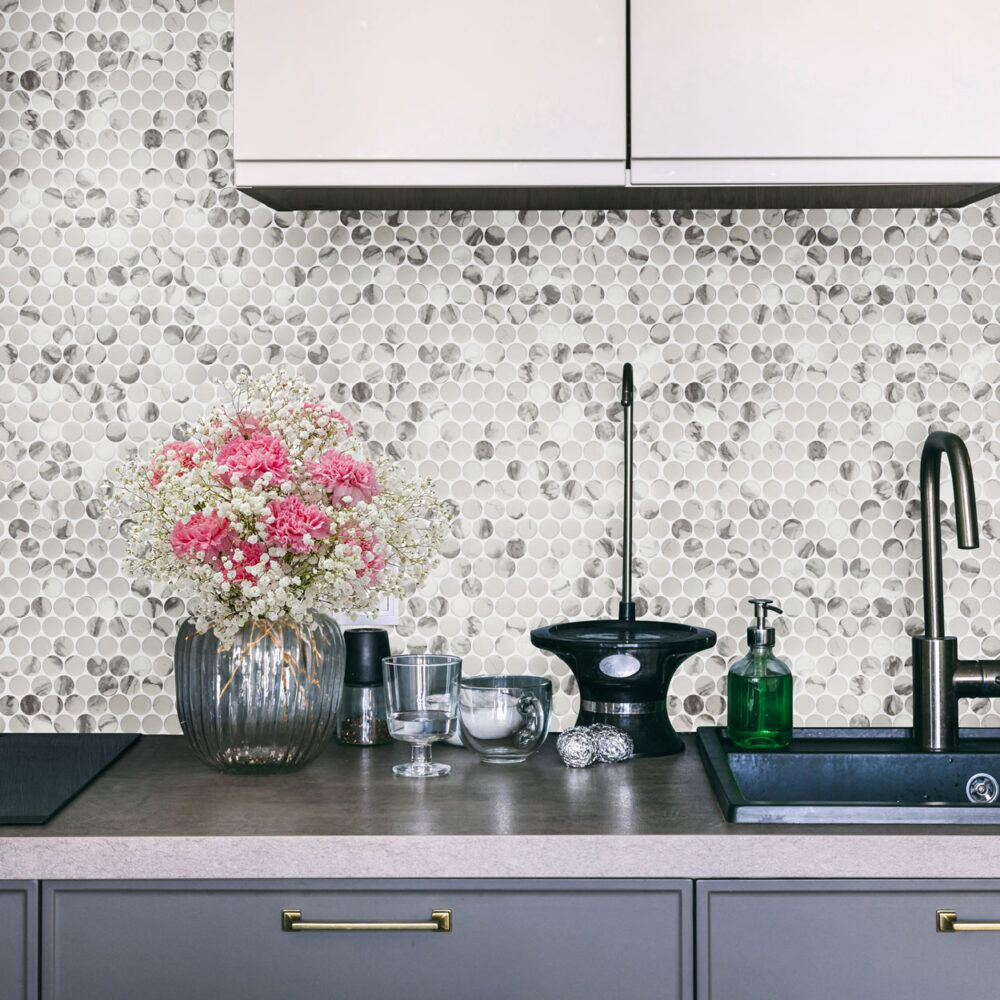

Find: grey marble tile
[1,1,999,734]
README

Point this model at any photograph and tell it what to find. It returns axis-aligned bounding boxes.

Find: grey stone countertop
[3,734,1000,881]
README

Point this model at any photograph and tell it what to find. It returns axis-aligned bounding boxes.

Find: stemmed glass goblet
[382,654,461,777]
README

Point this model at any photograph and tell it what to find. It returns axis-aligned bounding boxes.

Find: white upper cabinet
[235,0,1000,206]
[630,0,1000,186]
[234,0,626,188]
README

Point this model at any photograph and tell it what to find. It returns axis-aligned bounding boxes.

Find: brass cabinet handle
[282,908,451,932]
[937,910,1000,932]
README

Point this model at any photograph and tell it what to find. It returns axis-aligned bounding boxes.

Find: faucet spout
[913,430,990,751]
[919,431,978,639]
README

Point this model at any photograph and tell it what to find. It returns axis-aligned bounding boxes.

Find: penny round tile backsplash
[3,0,1000,735]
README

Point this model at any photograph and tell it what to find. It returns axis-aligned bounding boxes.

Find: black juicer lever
[618,363,635,623]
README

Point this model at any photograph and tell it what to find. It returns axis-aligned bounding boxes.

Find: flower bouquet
[114,372,447,770]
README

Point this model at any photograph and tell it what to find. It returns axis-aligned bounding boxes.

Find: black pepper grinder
[336,628,393,746]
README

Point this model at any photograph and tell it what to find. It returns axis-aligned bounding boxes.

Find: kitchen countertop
[3,734,1000,881]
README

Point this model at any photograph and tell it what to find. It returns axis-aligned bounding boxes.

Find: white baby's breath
[112,372,448,647]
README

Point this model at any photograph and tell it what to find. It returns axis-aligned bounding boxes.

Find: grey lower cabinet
[41,879,693,1000]
[698,879,1000,1000]
[0,882,37,1000]
[41,876,1000,998]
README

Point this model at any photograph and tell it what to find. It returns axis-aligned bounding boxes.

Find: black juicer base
[576,706,684,758]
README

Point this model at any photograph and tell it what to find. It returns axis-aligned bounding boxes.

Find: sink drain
[966,773,999,804]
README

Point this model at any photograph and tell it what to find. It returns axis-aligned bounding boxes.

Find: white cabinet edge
[629,158,1000,186]
[236,157,1000,192]
[235,161,626,188]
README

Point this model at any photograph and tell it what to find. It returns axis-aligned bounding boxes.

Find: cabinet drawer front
[44,879,691,1000]
[699,879,1000,1000]
[0,883,37,1000]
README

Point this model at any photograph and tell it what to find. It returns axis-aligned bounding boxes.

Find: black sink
[697,726,1000,824]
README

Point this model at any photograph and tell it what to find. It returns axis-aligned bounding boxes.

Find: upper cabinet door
[630,0,1000,185]
[235,0,626,187]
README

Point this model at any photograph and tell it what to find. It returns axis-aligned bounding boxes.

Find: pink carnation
[338,522,386,584]
[149,440,207,489]
[216,541,267,583]
[169,511,233,561]
[308,449,381,505]
[304,400,352,437]
[216,433,291,487]
[266,496,331,553]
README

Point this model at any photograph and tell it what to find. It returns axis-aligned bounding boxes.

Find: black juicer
[530,364,717,757]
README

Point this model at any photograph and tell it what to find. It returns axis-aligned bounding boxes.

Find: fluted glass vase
[174,613,345,772]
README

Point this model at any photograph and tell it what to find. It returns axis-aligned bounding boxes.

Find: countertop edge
[5,833,1000,881]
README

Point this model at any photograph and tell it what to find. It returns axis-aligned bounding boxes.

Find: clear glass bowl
[174,613,345,772]
[459,676,552,764]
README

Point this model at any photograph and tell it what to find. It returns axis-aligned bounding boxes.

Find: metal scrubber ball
[589,724,634,763]
[557,724,634,767]
[556,727,599,768]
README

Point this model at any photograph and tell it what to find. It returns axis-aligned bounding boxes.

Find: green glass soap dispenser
[727,599,792,749]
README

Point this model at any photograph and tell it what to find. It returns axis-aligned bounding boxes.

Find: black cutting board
[0,734,140,825]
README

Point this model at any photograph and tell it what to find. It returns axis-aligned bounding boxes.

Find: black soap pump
[726,599,793,749]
